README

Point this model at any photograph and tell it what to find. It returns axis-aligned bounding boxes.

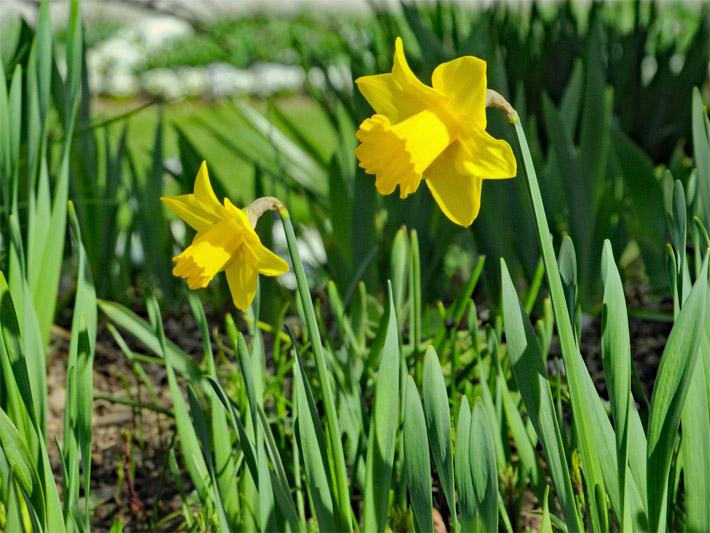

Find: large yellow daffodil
[355,37,517,227]
[161,162,289,311]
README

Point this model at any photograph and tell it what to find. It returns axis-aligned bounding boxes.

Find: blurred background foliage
[1,0,708,319]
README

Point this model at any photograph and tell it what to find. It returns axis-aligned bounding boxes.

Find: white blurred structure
[1,0,394,24]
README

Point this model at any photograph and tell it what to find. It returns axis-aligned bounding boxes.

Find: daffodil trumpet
[355,37,517,227]
[161,161,289,311]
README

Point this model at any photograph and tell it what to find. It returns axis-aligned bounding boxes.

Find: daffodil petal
[391,37,445,104]
[356,73,427,125]
[459,126,517,180]
[425,143,483,227]
[161,161,226,231]
[172,218,242,288]
[431,56,487,128]
[223,197,254,231]
[253,243,289,276]
[161,194,221,232]
[225,248,258,311]
[194,161,225,216]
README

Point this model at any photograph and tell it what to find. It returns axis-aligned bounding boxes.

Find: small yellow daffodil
[161,161,289,311]
[355,37,517,227]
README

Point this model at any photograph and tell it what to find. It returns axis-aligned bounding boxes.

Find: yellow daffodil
[355,37,517,227]
[161,161,289,311]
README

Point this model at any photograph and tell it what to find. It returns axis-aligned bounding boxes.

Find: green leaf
[187,386,231,532]
[498,367,544,500]
[422,346,456,519]
[292,341,338,532]
[541,486,553,533]
[647,252,708,532]
[363,284,401,532]
[500,259,582,532]
[511,117,613,532]
[454,396,476,532]
[67,202,97,530]
[279,210,352,532]
[558,236,579,344]
[470,400,497,533]
[403,375,433,532]
[391,227,409,316]
[189,294,240,529]
[600,240,632,532]
[610,125,667,289]
[97,299,208,392]
[144,291,211,506]
[681,353,710,532]
[692,88,710,232]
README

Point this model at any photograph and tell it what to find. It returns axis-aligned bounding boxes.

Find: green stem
[510,116,601,533]
[279,208,353,533]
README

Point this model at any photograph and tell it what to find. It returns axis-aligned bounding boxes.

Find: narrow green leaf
[541,486,553,533]
[647,252,708,532]
[432,256,484,353]
[404,376,433,533]
[498,369,544,499]
[109,518,123,533]
[0,408,39,500]
[681,353,710,532]
[501,259,582,532]
[692,88,710,232]
[363,283,401,532]
[97,300,208,392]
[391,227,409,315]
[207,376,278,521]
[470,400,497,533]
[144,292,211,506]
[422,346,455,519]
[292,346,338,532]
[187,386,231,532]
[558,237,579,344]
[279,210,352,532]
[189,294,240,529]
[5,472,25,533]
[409,229,422,353]
[600,240,632,532]
[454,396,476,532]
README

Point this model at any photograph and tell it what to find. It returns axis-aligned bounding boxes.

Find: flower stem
[279,208,353,533]
[508,114,608,533]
